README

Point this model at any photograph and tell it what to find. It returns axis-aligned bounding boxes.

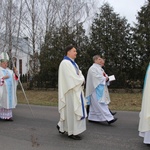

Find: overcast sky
[98,0,147,24]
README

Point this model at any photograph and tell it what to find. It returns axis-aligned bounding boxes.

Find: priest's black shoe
[56,125,65,134]
[4,118,13,121]
[107,118,118,125]
[68,135,82,140]
[111,112,117,115]
[109,109,117,115]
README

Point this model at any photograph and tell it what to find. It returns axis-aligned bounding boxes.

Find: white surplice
[138,64,150,144]
[57,59,87,136]
[86,63,114,122]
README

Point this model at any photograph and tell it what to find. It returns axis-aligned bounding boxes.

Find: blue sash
[2,69,13,108]
[86,84,104,105]
[143,63,150,98]
[63,56,79,75]
[96,84,104,101]
[80,93,85,120]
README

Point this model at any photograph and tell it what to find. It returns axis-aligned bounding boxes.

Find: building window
[19,59,22,75]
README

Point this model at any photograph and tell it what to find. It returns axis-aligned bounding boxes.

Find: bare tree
[0,1,22,51]
[2,0,19,67]
[0,0,98,87]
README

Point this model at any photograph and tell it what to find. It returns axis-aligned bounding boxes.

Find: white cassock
[57,59,87,136]
[139,64,150,144]
[85,63,114,122]
[0,67,18,119]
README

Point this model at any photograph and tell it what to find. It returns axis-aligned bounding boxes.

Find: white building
[0,36,33,75]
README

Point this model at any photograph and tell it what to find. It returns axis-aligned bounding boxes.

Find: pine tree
[89,3,132,87]
[132,0,150,81]
[39,24,89,88]
[73,23,90,78]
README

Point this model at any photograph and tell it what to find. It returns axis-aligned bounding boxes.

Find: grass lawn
[17,90,58,106]
[17,89,142,111]
[109,92,142,111]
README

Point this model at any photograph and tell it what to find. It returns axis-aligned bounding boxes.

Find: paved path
[0,104,149,150]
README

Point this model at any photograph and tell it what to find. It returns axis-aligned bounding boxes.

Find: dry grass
[17,90,58,106]
[17,89,142,111]
[109,92,142,111]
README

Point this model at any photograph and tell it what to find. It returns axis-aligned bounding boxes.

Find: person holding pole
[0,52,18,121]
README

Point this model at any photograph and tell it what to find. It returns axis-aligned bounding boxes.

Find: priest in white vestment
[139,63,150,145]
[57,45,87,140]
[0,52,18,121]
[86,55,117,124]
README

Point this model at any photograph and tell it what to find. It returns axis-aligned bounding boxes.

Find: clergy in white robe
[85,55,117,124]
[139,63,150,145]
[0,52,18,121]
[57,45,87,140]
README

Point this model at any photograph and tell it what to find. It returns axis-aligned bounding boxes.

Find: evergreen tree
[89,3,133,87]
[39,25,75,88]
[39,24,89,88]
[73,23,91,78]
[132,0,150,81]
